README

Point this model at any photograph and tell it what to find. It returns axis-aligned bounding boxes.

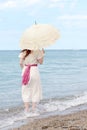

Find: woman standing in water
[19,49,45,116]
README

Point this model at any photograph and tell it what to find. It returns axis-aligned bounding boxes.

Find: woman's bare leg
[32,102,37,111]
[24,102,29,112]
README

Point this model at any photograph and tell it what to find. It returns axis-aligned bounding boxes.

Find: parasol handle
[42,48,45,54]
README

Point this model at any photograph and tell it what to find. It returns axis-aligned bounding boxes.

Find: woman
[19,49,45,116]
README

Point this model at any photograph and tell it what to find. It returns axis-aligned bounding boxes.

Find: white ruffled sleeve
[37,50,45,60]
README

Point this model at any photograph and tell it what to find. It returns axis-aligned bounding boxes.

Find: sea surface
[0,50,87,129]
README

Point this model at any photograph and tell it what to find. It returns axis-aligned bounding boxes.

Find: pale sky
[0,0,87,50]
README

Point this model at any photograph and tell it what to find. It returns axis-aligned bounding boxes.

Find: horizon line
[0,49,87,51]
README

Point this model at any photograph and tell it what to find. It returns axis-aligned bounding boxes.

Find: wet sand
[12,109,87,130]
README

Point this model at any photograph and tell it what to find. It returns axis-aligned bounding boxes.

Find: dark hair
[21,49,31,60]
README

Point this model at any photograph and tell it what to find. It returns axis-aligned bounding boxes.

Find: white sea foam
[0,113,27,129]
[44,92,87,112]
[0,119,14,129]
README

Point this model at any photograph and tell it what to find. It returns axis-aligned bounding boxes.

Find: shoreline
[9,104,87,130]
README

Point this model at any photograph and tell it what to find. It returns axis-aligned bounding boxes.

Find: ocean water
[0,50,87,129]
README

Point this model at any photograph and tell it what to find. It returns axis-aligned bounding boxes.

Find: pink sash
[22,64,37,85]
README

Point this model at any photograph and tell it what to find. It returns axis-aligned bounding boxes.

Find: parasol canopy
[20,23,60,50]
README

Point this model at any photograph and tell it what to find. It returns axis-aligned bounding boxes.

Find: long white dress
[19,50,44,103]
